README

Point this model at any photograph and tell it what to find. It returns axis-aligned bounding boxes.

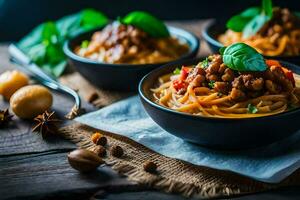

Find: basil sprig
[226,0,273,38]
[220,43,267,72]
[120,11,170,38]
[18,9,108,77]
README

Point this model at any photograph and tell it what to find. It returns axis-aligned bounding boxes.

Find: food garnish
[0,109,13,127]
[67,149,104,172]
[32,111,60,138]
[96,146,107,158]
[220,43,267,72]
[120,11,170,38]
[226,0,273,38]
[18,9,108,77]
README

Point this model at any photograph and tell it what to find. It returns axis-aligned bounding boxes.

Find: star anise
[32,111,60,138]
[0,109,13,127]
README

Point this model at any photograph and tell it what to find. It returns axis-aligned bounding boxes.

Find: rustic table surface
[1,20,300,200]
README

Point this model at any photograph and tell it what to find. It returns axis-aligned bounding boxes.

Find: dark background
[0,0,299,41]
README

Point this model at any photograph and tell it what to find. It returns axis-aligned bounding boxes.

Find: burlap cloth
[59,73,300,199]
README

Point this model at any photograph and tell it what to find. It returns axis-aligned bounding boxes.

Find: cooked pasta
[151,56,300,118]
[219,8,300,56]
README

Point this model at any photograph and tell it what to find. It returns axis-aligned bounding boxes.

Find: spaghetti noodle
[151,56,300,118]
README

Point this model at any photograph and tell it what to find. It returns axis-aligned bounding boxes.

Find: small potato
[0,70,29,100]
[10,85,53,119]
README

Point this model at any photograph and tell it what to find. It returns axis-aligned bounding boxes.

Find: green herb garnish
[226,0,273,38]
[220,43,267,72]
[208,81,215,89]
[173,68,181,75]
[201,57,209,68]
[17,9,108,77]
[247,104,258,114]
[120,11,170,38]
[81,40,90,48]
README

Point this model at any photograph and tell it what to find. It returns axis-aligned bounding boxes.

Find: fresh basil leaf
[240,7,261,18]
[242,14,269,39]
[219,47,226,55]
[208,80,215,89]
[247,104,258,114]
[121,11,169,38]
[226,7,261,32]
[201,57,209,68]
[220,43,267,72]
[81,40,90,48]
[173,68,181,75]
[81,9,108,30]
[226,15,252,32]
[262,0,273,18]
[17,9,109,77]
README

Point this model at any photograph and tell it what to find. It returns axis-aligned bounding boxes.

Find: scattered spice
[143,161,157,173]
[32,110,60,138]
[96,136,107,146]
[111,145,124,158]
[91,132,102,144]
[96,146,106,157]
[0,109,13,126]
[68,149,104,172]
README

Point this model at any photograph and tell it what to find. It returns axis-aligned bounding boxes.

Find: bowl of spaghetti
[139,43,300,149]
[64,11,199,91]
[202,0,300,64]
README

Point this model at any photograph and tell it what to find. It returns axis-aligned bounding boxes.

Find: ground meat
[232,76,245,90]
[214,82,231,94]
[190,75,205,87]
[206,55,222,74]
[230,88,246,101]
[269,66,294,92]
[242,74,264,91]
[186,67,205,83]
[221,68,235,82]
[265,80,281,94]
[206,74,219,82]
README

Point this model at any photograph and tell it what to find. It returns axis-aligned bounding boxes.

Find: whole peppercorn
[111,145,123,158]
[96,136,107,146]
[91,132,102,144]
[97,146,106,158]
[143,161,157,173]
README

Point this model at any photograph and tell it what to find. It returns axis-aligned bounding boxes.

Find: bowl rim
[202,19,300,59]
[138,58,300,122]
[63,26,200,69]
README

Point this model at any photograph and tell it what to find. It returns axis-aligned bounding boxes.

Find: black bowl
[139,58,300,150]
[63,26,199,91]
[202,20,300,65]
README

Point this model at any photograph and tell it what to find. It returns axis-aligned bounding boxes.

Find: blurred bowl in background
[64,26,200,91]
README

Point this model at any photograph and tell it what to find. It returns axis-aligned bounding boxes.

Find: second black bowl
[139,58,300,150]
[202,20,300,65]
[64,26,199,91]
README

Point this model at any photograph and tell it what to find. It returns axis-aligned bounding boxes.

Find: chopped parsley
[247,104,258,114]
[208,80,215,89]
[173,67,181,75]
[201,57,209,68]
[81,40,90,48]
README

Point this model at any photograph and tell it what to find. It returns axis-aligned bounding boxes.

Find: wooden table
[1,20,300,200]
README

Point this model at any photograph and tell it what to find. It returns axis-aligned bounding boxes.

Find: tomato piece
[173,79,187,91]
[266,59,282,68]
[180,66,190,80]
[265,59,295,86]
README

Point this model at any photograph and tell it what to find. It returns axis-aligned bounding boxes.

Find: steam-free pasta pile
[152,55,300,118]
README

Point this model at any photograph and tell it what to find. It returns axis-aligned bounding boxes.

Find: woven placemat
[59,123,300,199]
